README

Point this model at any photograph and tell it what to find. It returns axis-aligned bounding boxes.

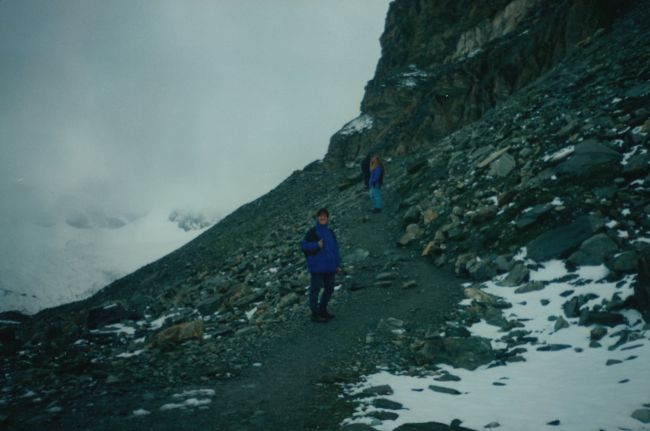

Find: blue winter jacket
[301,223,342,274]
[369,165,383,188]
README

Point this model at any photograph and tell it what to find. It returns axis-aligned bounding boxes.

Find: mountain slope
[2,1,650,430]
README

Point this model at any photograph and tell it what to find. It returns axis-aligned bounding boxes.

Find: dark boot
[319,309,335,320]
[311,312,328,323]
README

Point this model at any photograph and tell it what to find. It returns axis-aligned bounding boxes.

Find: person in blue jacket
[369,155,384,213]
[300,208,342,322]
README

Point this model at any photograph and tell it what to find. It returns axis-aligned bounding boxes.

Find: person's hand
[318,240,324,248]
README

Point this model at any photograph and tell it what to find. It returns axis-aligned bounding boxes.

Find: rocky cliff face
[1,2,650,430]
[326,0,635,165]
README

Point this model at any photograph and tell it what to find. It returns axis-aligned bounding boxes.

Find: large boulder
[567,233,619,266]
[555,139,622,177]
[526,214,604,262]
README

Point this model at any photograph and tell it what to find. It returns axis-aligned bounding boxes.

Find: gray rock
[632,409,650,423]
[359,385,394,397]
[622,152,650,176]
[428,384,462,395]
[466,258,497,281]
[606,250,638,273]
[367,410,399,421]
[582,311,626,327]
[515,204,553,230]
[515,281,545,294]
[563,297,582,318]
[197,296,224,315]
[498,263,530,287]
[375,272,397,281]
[372,398,403,410]
[590,326,607,341]
[494,255,515,272]
[555,139,622,177]
[489,153,516,177]
[402,280,418,289]
[624,82,650,98]
[526,214,604,262]
[568,233,618,266]
[554,316,570,331]
[341,425,379,431]
[593,187,617,200]
[536,344,572,351]
[394,422,474,431]
[397,224,422,247]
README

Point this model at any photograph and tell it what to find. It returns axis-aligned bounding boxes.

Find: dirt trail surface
[12,188,464,431]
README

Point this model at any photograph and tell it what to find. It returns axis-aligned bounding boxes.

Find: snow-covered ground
[0,210,208,314]
[344,257,650,431]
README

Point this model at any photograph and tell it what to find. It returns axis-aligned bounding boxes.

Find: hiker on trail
[361,154,371,189]
[300,208,342,323]
[369,155,384,213]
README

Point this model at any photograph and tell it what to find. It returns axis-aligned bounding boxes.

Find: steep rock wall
[325,0,633,166]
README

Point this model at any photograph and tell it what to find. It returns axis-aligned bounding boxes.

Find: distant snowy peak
[168,210,215,232]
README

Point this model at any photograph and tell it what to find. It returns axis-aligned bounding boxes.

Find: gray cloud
[0,0,389,312]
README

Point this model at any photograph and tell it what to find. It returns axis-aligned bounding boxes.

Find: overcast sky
[0,0,389,223]
[0,1,390,312]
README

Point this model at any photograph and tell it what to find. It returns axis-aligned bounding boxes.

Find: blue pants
[370,186,382,209]
[309,272,335,314]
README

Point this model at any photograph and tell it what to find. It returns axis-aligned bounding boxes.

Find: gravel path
[9,188,464,431]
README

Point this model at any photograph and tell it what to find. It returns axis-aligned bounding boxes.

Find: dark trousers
[309,272,335,314]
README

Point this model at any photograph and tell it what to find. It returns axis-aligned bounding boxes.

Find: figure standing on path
[300,208,343,323]
[361,154,371,189]
[369,155,384,213]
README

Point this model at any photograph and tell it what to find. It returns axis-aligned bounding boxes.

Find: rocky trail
[32,187,464,431]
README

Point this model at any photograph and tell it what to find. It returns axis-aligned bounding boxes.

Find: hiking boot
[311,313,328,323]
[320,310,335,320]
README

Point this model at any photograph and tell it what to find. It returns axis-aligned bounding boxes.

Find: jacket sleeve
[301,228,321,253]
[369,166,381,187]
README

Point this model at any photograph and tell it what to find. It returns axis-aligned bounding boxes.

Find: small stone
[402,280,417,289]
[498,263,530,287]
[360,385,393,397]
[632,409,650,423]
[590,326,607,341]
[537,344,572,352]
[546,419,561,426]
[554,316,570,332]
[367,410,399,421]
[372,398,403,410]
[515,281,545,294]
[428,384,462,395]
